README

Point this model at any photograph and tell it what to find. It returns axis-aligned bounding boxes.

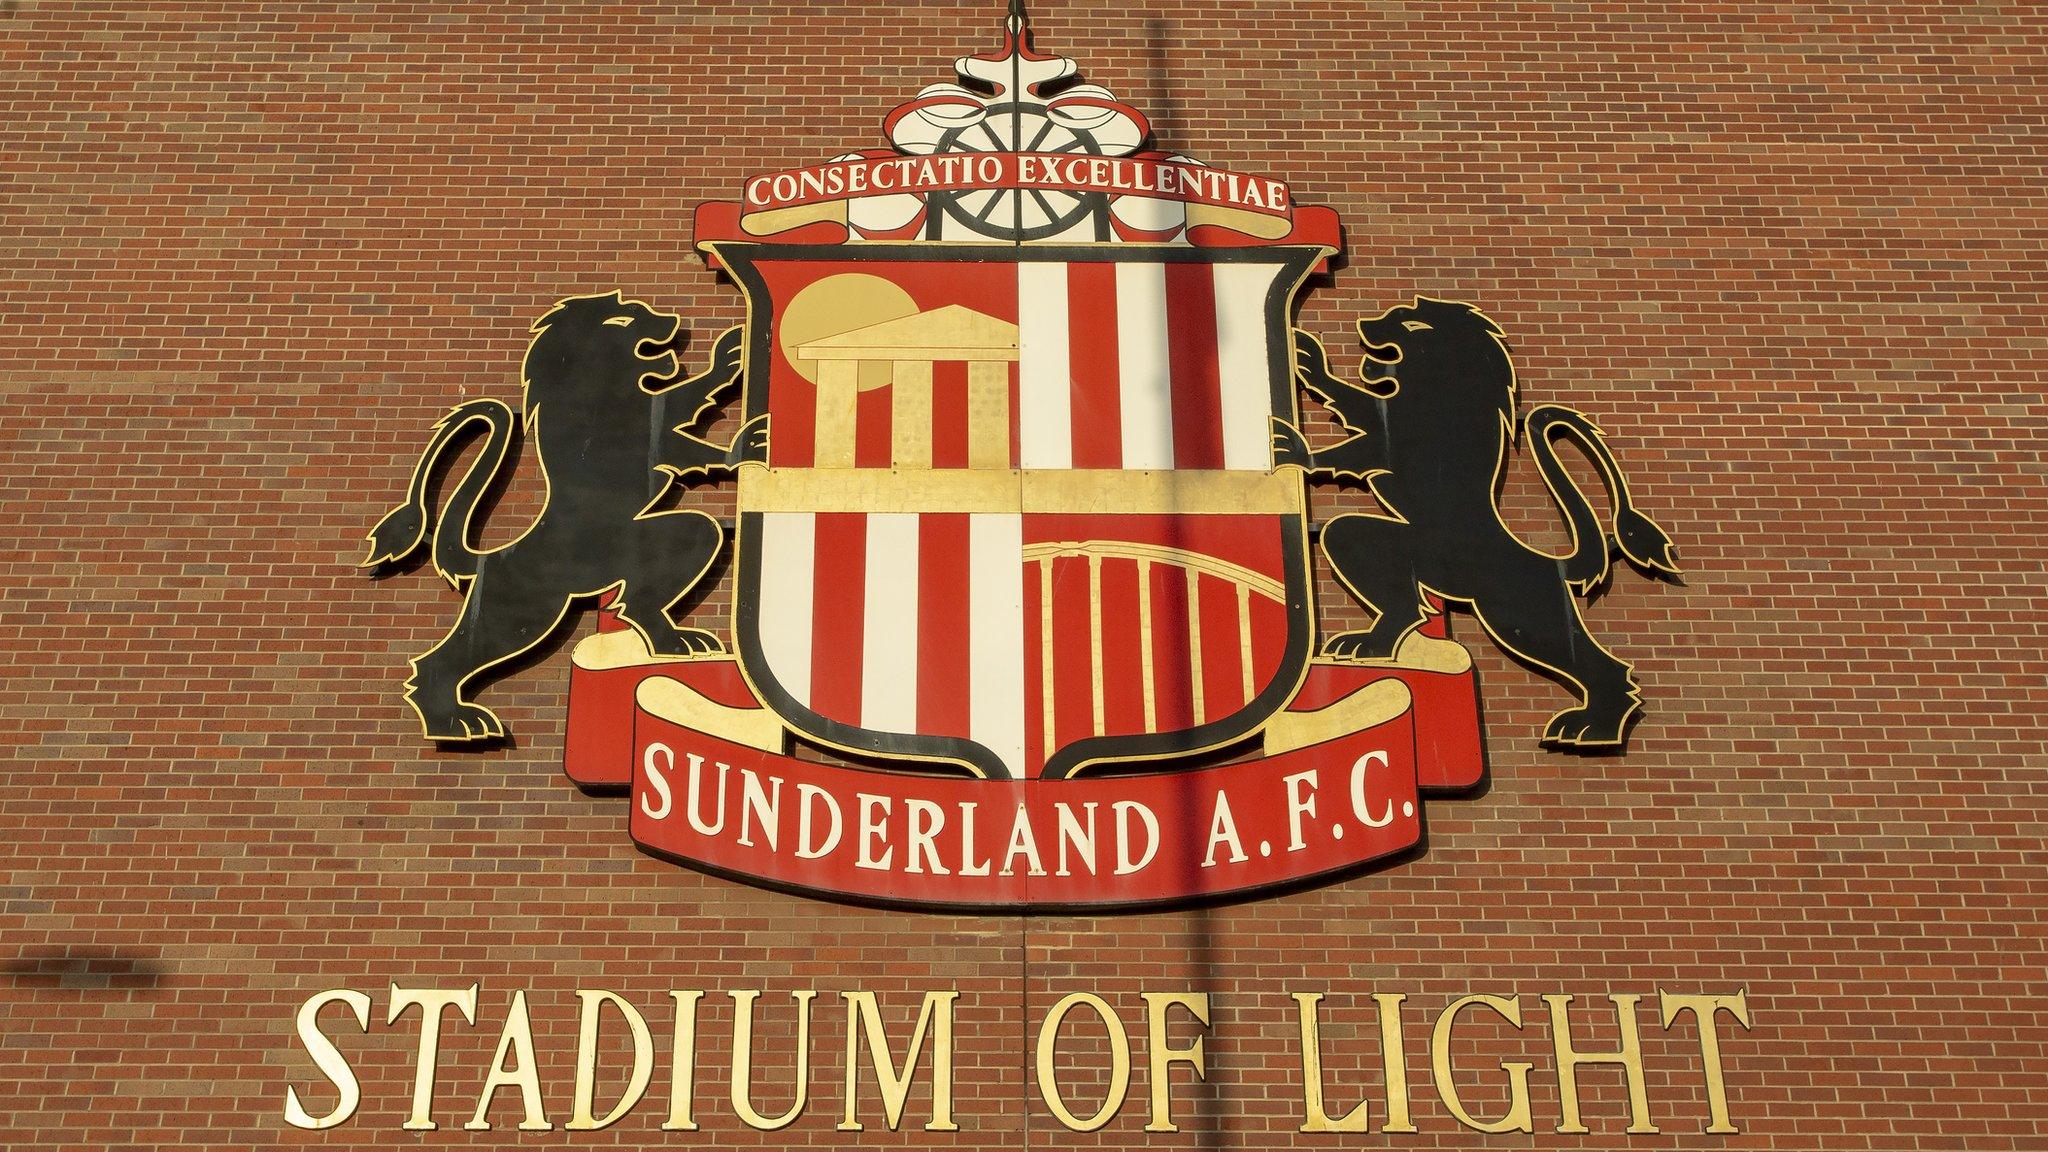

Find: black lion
[1273,297,1680,748]
[362,292,765,742]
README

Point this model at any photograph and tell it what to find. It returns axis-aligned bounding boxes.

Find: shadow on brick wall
[1,947,171,992]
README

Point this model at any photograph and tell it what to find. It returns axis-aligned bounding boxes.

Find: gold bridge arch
[1022,539,1286,749]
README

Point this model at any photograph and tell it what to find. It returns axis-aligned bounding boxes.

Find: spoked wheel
[930,103,1109,241]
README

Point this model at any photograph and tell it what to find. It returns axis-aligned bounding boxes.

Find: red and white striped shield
[716,243,1323,780]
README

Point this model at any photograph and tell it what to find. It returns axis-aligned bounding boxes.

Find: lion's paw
[417,701,506,742]
[727,414,770,468]
[1321,631,1400,663]
[1541,703,1636,748]
[1292,331,1333,382]
[1270,418,1312,470]
[668,628,726,657]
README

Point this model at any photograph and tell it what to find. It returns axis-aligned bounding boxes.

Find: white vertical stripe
[1017,262,1074,469]
[1114,261,1176,469]
[860,513,921,734]
[756,512,816,707]
[1214,262,1282,470]
[968,513,1026,779]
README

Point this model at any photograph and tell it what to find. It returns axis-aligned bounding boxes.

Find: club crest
[364,4,1678,910]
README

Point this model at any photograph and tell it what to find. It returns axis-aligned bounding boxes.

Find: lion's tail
[1525,405,1682,592]
[359,398,517,585]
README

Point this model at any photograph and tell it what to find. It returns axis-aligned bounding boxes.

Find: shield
[714,242,1323,779]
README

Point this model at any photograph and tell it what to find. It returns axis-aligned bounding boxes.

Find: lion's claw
[1540,701,1638,747]
[1270,417,1311,470]
[415,700,506,742]
[638,623,726,658]
[727,414,770,468]
[674,628,725,656]
[1292,331,1331,381]
[1321,630,1400,663]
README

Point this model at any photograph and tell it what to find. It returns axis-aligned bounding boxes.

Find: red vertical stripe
[1164,263,1226,469]
[854,380,892,469]
[1096,558,1149,736]
[1049,555,1097,757]
[1197,573,1249,717]
[1022,552,1047,774]
[1248,594,1287,702]
[931,361,970,469]
[772,377,816,468]
[916,514,973,740]
[808,514,867,726]
[1242,518,1287,703]
[1247,519,1288,705]
[1066,262,1125,468]
[1147,563,1196,732]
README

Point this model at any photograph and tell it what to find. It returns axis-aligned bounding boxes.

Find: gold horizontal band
[799,342,1018,363]
[740,467,1302,516]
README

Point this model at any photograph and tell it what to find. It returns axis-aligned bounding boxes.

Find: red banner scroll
[564,629,1484,911]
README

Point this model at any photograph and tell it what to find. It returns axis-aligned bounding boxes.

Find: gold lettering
[1544,993,1658,1134]
[730,989,816,1130]
[684,753,728,836]
[1054,802,1098,877]
[663,991,704,1131]
[1036,993,1130,1132]
[1291,992,1415,1134]
[1374,992,1416,1132]
[465,990,550,1131]
[736,770,781,850]
[1142,992,1209,1132]
[904,798,951,876]
[796,783,841,858]
[958,802,993,876]
[1202,791,1248,867]
[387,984,478,1131]
[1659,989,1752,1134]
[839,991,960,1131]
[1282,770,1317,851]
[1113,800,1158,874]
[283,989,371,1130]
[1001,802,1046,877]
[1431,993,1534,1134]
[567,990,653,1131]
[1292,991,1367,1132]
[640,743,674,820]
[856,793,892,870]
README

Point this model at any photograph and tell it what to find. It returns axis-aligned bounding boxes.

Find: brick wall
[2,2,2044,1149]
